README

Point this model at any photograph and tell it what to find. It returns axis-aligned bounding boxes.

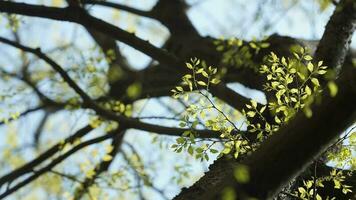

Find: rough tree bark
[174,0,356,199]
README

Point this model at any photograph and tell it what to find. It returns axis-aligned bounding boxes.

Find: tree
[0,0,355,199]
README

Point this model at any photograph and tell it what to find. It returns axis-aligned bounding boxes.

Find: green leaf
[275,67,284,73]
[234,165,250,183]
[270,52,278,62]
[300,47,305,54]
[176,147,183,153]
[204,154,209,161]
[183,74,192,79]
[189,133,195,141]
[179,122,186,127]
[334,180,341,189]
[303,107,313,118]
[307,62,314,72]
[196,147,204,153]
[328,81,338,97]
[210,78,221,84]
[297,72,305,80]
[259,106,266,113]
[197,81,207,86]
[290,88,299,93]
[189,82,193,91]
[311,78,320,86]
[260,43,270,48]
[304,55,313,61]
[212,68,217,74]
[249,42,257,49]
[237,39,243,46]
[196,68,204,74]
[210,149,219,154]
[188,146,194,155]
[126,82,142,99]
[281,57,287,66]
[306,180,313,189]
[202,71,209,78]
[186,62,193,69]
[182,131,190,136]
[305,85,312,95]
[271,81,279,88]
[222,187,236,200]
[318,60,323,67]
[318,70,327,75]
[246,111,256,118]
[176,137,185,144]
[286,76,293,84]
[216,45,224,51]
[298,187,306,194]
[222,147,231,154]
[176,86,184,92]
[251,100,257,108]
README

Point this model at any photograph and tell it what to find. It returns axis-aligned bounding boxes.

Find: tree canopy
[0,0,355,200]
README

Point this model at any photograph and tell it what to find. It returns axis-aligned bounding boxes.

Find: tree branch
[0,125,93,188]
[33,111,50,148]
[0,36,93,103]
[151,0,198,35]
[81,0,154,19]
[174,54,356,200]
[174,0,356,198]
[73,129,126,199]
[0,36,223,138]
[0,106,43,126]
[0,1,180,66]
[237,68,356,199]
[314,0,356,71]
[0,128,121,199]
